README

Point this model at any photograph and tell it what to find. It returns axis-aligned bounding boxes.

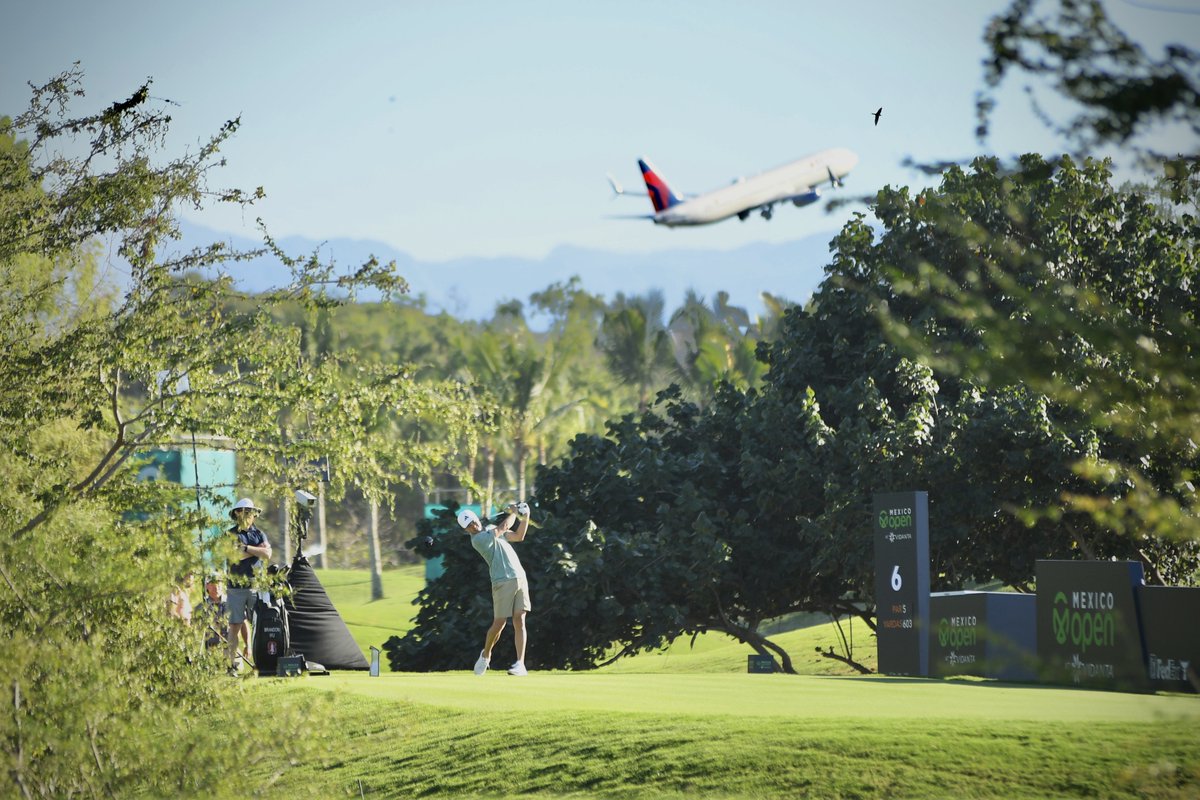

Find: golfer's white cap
[457,509,480,529]
[230,497,263,519]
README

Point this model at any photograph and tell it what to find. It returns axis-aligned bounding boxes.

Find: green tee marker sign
[873,492,930,676]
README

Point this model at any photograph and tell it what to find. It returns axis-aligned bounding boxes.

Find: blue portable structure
[135,441,237,554]
[422,502,489,581]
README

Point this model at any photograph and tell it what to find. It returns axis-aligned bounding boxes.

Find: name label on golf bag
[253,598,290,675]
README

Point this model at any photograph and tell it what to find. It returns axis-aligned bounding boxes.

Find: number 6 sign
[873,492,930,676]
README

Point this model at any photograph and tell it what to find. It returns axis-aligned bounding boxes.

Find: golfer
[226,497,271,676]
[460,502,531,676]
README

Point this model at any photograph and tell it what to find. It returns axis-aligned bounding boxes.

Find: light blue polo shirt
[470,528,526,584]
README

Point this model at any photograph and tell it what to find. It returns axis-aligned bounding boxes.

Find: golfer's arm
[495,513,517,536]
[506,516,529,542]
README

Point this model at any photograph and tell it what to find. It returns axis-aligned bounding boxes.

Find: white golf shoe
[507,661,528,676]
[473,651,489,676]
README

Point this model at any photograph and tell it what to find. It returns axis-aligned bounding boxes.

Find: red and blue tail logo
[639,159,682,212]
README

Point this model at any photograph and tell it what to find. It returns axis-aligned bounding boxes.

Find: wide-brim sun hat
[230,497,263,519]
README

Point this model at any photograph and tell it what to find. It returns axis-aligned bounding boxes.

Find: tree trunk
[279,494,291,565]
[466,449,477,505]
[314,483,327,569]
[515,436,527,501]
[368,498,383,601]
[484,446,495,516]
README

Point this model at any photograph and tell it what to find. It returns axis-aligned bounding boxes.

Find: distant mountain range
[173,219,839,322]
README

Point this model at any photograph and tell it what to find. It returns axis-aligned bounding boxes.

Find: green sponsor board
[872,491,930,676]
[1035,560,1150,692]
[747,654,777,673]
[929,592,1037,681]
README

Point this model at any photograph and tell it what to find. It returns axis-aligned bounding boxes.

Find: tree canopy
[0,66,480,795]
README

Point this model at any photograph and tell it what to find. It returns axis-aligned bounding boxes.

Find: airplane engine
[791,189,821,208]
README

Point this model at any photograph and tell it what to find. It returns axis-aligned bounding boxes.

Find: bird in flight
[872,107,883,126]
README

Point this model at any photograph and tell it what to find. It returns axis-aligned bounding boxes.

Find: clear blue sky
[2,1,1196,265]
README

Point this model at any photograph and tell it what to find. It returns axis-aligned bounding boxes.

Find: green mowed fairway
[254,567,1198,798]
[296,671,1200,722]
[249,671,1200,799]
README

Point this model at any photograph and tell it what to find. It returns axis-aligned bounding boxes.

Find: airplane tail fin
[638,158,683,212]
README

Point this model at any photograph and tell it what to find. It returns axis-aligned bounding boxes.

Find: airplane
[607,147,858,227]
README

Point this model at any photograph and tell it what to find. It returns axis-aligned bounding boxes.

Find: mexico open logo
[1052,590,1116,654]
[937,616,977,649]
[878,508,913,530]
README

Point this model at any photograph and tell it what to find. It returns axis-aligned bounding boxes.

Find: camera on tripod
[294,489,317,537]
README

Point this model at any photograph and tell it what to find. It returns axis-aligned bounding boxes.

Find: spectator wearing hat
[226,497,271,675]
[200,576,228,649]
[459,502,532,676]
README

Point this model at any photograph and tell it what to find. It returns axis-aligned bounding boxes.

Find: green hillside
[318,565,425,664]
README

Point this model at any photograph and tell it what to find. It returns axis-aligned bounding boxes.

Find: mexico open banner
[1035,560,1150,692]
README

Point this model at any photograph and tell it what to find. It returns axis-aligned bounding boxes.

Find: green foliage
[0,65,477,796]
[388,385,821,674]
[978,0,1200,158]
[391,151,1197,678]
[597,291,675,413]
[879,154,1200,571]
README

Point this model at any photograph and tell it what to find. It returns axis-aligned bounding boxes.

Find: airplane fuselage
[651,147,858,226]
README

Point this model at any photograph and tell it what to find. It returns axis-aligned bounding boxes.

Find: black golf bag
[252,594,291,676]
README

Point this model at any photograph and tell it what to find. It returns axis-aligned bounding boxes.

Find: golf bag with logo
[252,593,291,676]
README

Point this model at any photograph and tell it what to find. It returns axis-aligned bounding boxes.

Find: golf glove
[516,502,530,518]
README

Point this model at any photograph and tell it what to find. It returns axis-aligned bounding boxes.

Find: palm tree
[597,291,674,413]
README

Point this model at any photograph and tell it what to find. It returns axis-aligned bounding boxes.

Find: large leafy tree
[752,155,1198,603]
[0,67,477,796]
[881,156,1199,558]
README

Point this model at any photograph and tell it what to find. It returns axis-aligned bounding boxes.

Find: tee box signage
[1035,560,1150,692]
[1137,586,1200,693]
[872,491,930,677]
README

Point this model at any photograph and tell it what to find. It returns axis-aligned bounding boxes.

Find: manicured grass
[247,672,1200,799]
[247,570,1200,798]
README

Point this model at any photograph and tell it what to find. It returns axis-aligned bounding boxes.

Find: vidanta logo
[1051,590,1116,654]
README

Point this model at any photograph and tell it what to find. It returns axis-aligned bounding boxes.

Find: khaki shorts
[227,586,257,625]
[491,577,531,619]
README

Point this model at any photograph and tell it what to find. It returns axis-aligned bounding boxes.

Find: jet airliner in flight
[608,147,858,227]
